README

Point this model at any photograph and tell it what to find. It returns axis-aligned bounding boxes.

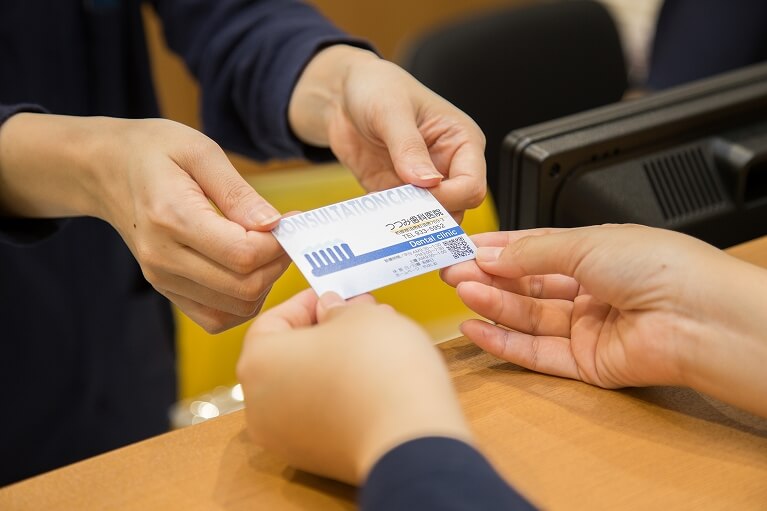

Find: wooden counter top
[2,236,766,510]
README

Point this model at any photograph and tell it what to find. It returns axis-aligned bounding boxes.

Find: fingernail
[412,166,444,180]
[475,246,502,262]
[319,291,346,311]
[248,204,281,227]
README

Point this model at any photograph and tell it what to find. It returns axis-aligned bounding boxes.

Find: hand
[441,225,767,417]
[237,290,471,485]
[0,114,290,333]
[288,45,487,221]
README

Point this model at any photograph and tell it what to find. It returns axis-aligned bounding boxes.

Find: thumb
[379,107,444,186]
[181,141,281,231]
[474,228,599,280]
[317,291,348,323]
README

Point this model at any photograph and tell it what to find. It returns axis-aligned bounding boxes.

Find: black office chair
[399,0,628,204]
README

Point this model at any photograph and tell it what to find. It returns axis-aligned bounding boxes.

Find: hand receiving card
[272,185,477,298]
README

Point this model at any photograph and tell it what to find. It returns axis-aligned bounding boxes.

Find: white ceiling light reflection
[190,400,220,419]
[170,384,247,429]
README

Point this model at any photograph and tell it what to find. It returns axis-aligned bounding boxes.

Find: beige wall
[141,0,528,173]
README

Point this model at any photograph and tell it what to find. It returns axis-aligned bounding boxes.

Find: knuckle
[201,316,230,335]
[185,135,221,162]
[398,135,428,158]
[237,280,266,302]
[529,275,545,299]
[140,266,159,286]
[222,180,253,210]
[226,245,260,274]
[528,335,541,371]
[528,299,544,336]
[145,202,180,231]
[187,309,222,334]
[187,305,240,334]
[232,299,261,318]
[135,245,159,273]
[463,180,486,209]
[508,234,532,261]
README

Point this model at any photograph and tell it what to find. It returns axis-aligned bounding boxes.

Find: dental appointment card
[272,184,477,299]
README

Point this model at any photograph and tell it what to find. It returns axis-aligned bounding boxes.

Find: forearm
[681,256,767,417]
[0,113,107,218]
[151,0,373,160]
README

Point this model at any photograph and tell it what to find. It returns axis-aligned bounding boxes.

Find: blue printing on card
[305,227,467,277]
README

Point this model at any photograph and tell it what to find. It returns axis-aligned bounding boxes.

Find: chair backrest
[399,0,628,202]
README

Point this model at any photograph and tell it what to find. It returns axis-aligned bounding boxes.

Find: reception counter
[2,235,767,510]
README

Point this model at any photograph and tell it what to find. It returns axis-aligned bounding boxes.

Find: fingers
[442,229,571,286]
[460,319,580,380]
[474,228,598,280]
[154,243,290,301]
[175,138,281,230]
[377,105,445,186]
[316,292,378,323]
[456,281,573,338]
[169,204,287,274]
[163,290,256,334]
[426,138,487,215]
[441,260,580,301]
[153,255,289,316]
[133,161,287,277]
[249,288,322,335]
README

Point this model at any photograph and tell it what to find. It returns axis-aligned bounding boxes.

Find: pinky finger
[164,290,255,334]
[459,319,581,381]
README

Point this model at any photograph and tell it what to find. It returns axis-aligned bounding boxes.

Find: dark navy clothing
[647,0,767,89]
[361,437,536,511]
[0,0,362,485]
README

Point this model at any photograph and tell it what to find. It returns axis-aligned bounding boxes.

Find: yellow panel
[176,164,499,398]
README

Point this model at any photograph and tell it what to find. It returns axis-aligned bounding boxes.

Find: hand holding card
[272,185,477,298]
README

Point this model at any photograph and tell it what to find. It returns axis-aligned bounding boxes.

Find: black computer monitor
[498,62,767,248]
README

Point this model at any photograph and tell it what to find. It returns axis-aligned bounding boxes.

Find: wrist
[354,388,473,484]
[0,113,113,219]
[288,44,379,147]
[677,255,767,417]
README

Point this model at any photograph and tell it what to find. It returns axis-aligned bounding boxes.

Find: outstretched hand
[289,45,487,221]
[0,114,290,333]
[237,290,471,485]
[441,225,767,415]
[99,118,292,333]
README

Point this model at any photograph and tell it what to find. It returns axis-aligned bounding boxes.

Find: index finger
[427,142,486,214]
[174,205,286,274]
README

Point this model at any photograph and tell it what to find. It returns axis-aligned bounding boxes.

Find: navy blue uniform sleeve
[149,0,374,162]
[647,0,767,89]
[360,437,537,511]
[0,103,68,246]
[0,103,44,127]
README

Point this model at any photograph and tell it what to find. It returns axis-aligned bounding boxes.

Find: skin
[236,223,767,486]
[289,45,487,222]
[441,224,767,418]
[237,290,472,485]
[0,44,486,333]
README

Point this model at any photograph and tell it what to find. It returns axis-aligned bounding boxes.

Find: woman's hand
[237,290,471,484]
[441,225,767,417]
[0,113,290,333]
[289,45,487,221]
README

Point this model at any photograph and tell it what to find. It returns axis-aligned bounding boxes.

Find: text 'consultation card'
[272,184,477,299]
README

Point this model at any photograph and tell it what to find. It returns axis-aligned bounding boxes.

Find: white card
[272,184,477,299]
